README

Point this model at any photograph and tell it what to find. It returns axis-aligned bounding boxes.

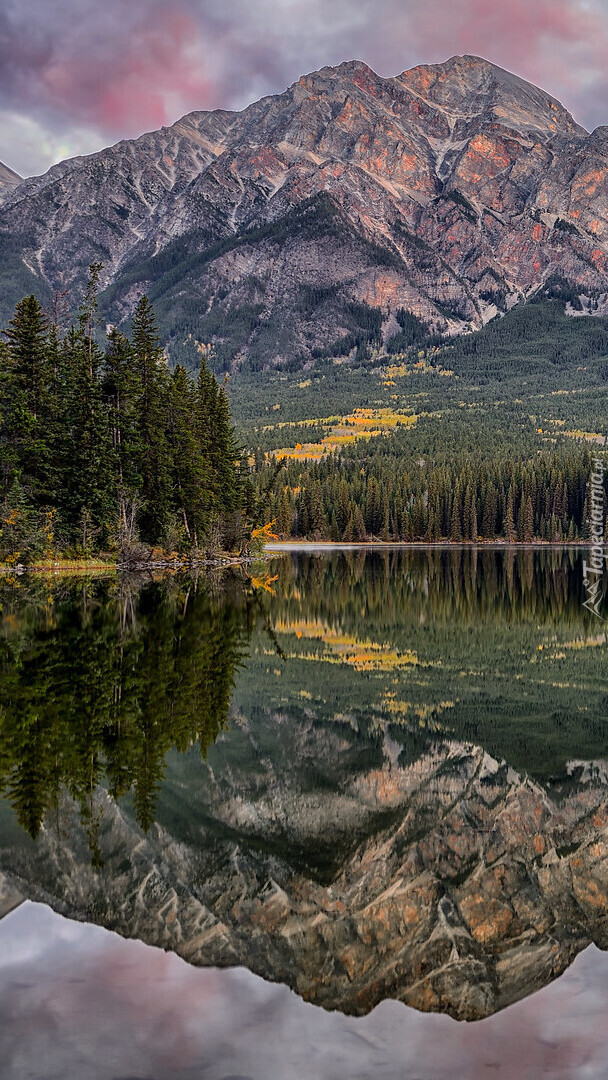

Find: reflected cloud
[1,903,608,1079]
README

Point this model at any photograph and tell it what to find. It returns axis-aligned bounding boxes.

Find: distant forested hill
[228,299,608,543]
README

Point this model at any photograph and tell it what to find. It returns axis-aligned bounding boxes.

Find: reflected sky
[1,902,608,1080]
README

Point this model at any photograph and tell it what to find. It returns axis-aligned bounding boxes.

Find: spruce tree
[211,384,242,513]
[167,365,207,547]
[59,292,115,549]
[276,487,293,538]
[1,295,56,505]
[523,495,534,542]
[195,358,220,518]
[505,489,516,543]
[450,493,462,542]
[103,328,142,489]
[131,296,171,542]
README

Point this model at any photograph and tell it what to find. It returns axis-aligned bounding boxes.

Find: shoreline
[0,553,272,576]
[0,541,597,575]
[265,540,594,551]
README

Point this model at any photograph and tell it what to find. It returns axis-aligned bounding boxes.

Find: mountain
[2,734,608,1021]
[0,161,22,200]
[3,55,608,368]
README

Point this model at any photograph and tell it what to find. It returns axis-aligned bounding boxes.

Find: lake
[0,548,607,1078]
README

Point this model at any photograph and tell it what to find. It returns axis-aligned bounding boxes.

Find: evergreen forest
[1,276,607,560]
[231,300,608,543]
[0,265,253,565]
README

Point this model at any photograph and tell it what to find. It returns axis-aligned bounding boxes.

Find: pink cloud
[405,0,607,89]
[3,903,608,1080]
[410,0,594,62]
[355,0,608,127]
[2,0,608,175]
[39,6,214,136]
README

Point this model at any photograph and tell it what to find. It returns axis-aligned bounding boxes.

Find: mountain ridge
[2,55,608,369]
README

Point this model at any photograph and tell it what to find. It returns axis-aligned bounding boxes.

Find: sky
[2,0,608,177]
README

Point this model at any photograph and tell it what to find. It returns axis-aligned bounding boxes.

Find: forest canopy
[0,266,255,564]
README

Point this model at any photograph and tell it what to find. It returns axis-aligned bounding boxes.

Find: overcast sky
[3,0,608,177]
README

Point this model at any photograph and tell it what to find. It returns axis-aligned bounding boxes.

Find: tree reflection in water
[0,572,256,847]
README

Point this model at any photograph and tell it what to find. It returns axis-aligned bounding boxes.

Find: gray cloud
[2,0,608,176]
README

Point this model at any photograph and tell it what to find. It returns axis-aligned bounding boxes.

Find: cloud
[399,0,598,70]
[0,2,213,129]
[41,6,213,133]
[390,0,608,122]
[0,110,103,177]
[2,0,608,176]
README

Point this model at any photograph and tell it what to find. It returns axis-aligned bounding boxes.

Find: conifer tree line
[0,576,253,844]
[0,265,251,563]
[264,447,607,543]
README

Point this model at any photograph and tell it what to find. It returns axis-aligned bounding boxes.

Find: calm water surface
[0,549,606,1078]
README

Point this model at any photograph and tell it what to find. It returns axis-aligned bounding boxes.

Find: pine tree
[276,487,293,538]
[353,504,367,541]
[309,479,326,536]
[102,329,142,488]
[336,478,351,538]
[463,484,476,541]
[0,477,43,563]
[131,296,171,542]
[450,492,462,542]
[210,384,242,514]
[381,493,391,540]
[58,269,115,547]
[365,477,382,536]
[523,494,534,542]
[0,295,56,504]
[167,365,207,547]
[482,485,497,538]
[505,489,516,543]
[3,294,51,422]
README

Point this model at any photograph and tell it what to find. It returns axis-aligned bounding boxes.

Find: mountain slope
[3,55,608,367]
[0,161,22,201]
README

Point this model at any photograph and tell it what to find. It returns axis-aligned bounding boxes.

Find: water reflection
[3,902,608,1080]
[0,573,255,841]
[0,550,606,1025]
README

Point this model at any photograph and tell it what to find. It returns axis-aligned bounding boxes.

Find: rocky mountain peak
[1,56,607,367]
[398,54,586,140]
[3,733,608,1021]
[302,58,375,81]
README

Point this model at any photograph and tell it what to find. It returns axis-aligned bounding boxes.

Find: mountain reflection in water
[2,901,608,1080]
[0,549,606,1026]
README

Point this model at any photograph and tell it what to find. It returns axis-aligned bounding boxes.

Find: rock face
[0,161,22,201]
[2,55,608,364]
[2,721,608,1022]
